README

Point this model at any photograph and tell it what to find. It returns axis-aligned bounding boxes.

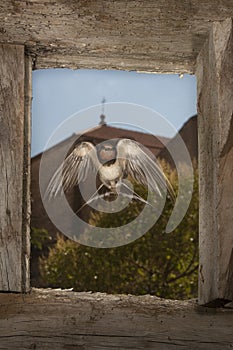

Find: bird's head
[98,142,117,164]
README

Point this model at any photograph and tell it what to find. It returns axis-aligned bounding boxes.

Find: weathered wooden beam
[22,55,32,292]
[0,1,233,72]
[0,44,31,292]
[0,289,233,350]
[197,18,233,306]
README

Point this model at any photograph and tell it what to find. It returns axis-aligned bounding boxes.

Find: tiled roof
[32,124,170,160]
[84,124,170,155]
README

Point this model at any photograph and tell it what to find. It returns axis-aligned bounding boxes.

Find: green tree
[40,165,198,299]
[31,227,51,251]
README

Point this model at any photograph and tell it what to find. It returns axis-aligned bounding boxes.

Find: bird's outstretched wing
[117,139,175,201]
[45,142,100,199]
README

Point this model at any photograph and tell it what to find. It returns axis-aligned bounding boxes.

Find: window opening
[31,69,197,300]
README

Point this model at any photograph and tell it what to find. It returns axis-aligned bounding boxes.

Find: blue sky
[32,69,197,156]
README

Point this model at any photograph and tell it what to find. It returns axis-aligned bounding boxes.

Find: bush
[40,165,198,300]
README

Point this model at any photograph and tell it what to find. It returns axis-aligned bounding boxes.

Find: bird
[45,138,175,210]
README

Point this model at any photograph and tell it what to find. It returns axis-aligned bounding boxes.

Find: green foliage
[31,227,51,251]
[40,164,199,300]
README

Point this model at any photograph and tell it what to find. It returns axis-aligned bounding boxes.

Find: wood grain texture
[0,289,233,350]
[197,18,233,306]
[0,1,233,72]
[0,44,30,292]
[22,55,32,292]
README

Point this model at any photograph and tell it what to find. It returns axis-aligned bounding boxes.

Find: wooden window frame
[0,7,233,347]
